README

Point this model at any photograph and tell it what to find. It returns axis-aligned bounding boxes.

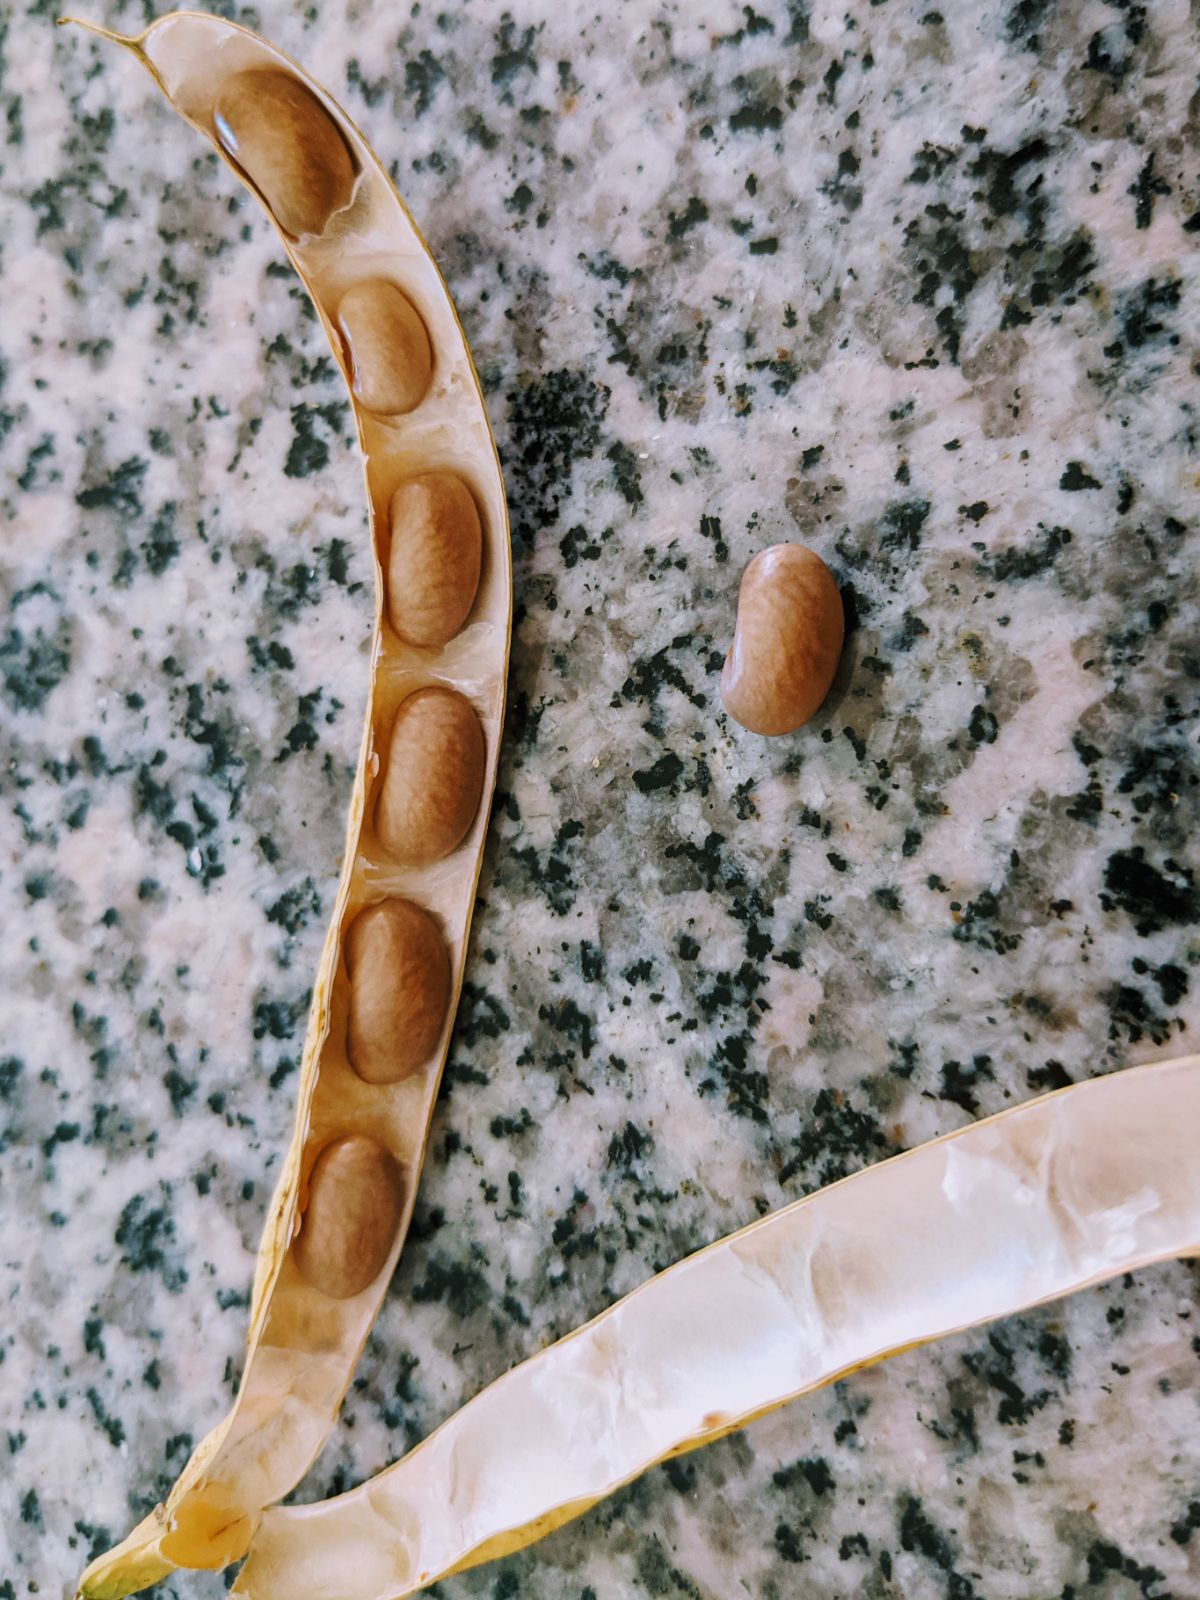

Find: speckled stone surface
[3,0,1199,1596]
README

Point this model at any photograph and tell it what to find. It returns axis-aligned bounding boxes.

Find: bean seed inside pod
[375,686,485,865]
[213,68,356,239]
[344,899,450,1083]
[387,473,482,648]
[721,543,844,736]
[293,1136,404,1300]
[335,280,433,416]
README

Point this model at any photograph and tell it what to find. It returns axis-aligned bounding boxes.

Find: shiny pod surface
[214,67,356,238]
[337,279,433,416]
[72,13,512,1598]
[237,1054,1200,1600]
[388,472,483,647]
[721,543,844,736]
[345,899,451,1083]
[375,687,486,865]
[293,1137,406,1299]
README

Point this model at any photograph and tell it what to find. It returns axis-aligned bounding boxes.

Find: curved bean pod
[64,13,512,1596]
[236,1053,1200,1600]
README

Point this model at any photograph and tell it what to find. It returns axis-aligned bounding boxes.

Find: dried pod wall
[65,13,512,1596]
[237,1053,1200,1600]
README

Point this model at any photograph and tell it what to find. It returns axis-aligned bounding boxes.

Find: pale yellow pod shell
[67,17,513,1598]
[344,899,450,1083]
[375,687,485,865]
[720,543,844,736]
[292,1136,404,1300]
[387,473,483,647]
[337,280,434,416]
[213,68,356,239]
[237,1053,1200,1600]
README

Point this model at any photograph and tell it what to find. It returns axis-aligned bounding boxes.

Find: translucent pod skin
[236,1053,1200,1600]
[65,12,512,1598]
[720,543,844,735]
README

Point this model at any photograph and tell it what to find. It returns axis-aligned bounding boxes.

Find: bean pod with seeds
[65,13,512,1595]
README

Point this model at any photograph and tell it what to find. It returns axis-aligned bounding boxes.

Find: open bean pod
[236,1052,1200,1600]
[67,13,511,1596]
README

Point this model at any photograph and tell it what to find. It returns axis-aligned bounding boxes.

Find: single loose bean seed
[293,1136,404,1300]
[213,69,355,239]
[721,543,844,736]
[336,280,433,416]
[344,899,450,1083]
[387,473,483,648]
[375,686,485,865]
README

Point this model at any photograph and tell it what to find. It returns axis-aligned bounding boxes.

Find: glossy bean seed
[213,68,355,239]
[721,543,844,736]
[336,280,433,416]
[293,1136,404,1300]
[387,473,482,648]
[344,899,450,1083]
[375,687,485,865]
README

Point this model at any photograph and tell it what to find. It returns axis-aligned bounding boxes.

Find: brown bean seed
[386,473,482,648]
[720,543,844,736]
[344,899,450,1083]
[375,687,485,865]
[293,1136,404,1300]
[213,69,356,239]
[336,280,433,416]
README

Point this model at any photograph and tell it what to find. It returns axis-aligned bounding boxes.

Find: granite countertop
[3,1,1199,1595]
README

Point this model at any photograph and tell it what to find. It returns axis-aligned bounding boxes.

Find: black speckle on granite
[506,368,609,546]
[283,401,351,479]
[1101,849,1198,937]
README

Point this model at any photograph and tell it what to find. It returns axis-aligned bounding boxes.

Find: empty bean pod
[69,14,512,1597]
[237,1054,1200,1600]
[721,543,844,736]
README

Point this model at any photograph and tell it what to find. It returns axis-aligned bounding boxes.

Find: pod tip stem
[56,14,140,48]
